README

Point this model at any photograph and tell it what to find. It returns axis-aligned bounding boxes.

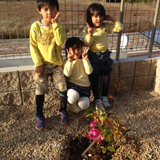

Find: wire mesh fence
[0,0,159,61]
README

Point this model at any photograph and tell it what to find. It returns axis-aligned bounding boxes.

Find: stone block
[0,91,22,106]
[155,59,160,79]
[135,59,151,76]
[119,61,135,78]
[109,79,117,94]
[150,59,157,75]
[22,87,60,106]
[0,71,20,92]
[133,76,148,90]
[154,77,160,94]
[19,70,58,90]
[19,70,35,89]
[120,78,133,92]
[147,75,154,89]
[110,62,119,80]
[22,89,35,105]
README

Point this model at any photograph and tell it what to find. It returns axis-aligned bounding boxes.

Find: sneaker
[68,102,82,114]
[101,96,111,109]
[60,110,69,124]
[36,116,45,130]
[95,99,105,110]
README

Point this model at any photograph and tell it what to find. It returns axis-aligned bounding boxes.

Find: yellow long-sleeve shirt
[82,21,124,53]
[63,59,93,87]
[30,21,66,67]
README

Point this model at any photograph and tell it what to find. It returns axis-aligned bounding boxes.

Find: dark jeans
[90,72,110,100]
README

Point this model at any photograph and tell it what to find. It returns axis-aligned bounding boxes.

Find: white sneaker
[68,102,82,113]
[95,99,105,110]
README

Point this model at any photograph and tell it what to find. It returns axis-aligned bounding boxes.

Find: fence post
[148,0,160,58]
[116,0,125,61]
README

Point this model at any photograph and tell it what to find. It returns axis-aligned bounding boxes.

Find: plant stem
[81,141,95,157]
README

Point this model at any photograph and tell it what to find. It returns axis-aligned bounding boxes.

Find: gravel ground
[1,89,160,160]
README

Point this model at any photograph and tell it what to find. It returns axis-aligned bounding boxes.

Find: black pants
[90,72,110,100]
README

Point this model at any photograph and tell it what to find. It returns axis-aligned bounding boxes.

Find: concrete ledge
[0,58,34,68]
[154,59,160,94]
[1,57,160,105]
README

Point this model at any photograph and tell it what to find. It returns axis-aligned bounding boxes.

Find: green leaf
[106,138,110,142]
[108,134,114,143]
[99,109,103,115]
[85,107,94,115]
[107,146,115,152]
[93,126,100,130]
[102,148,107,153]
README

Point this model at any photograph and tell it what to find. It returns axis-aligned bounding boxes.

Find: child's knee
[36,83,48,95]
[78,97,90,110]
[67,89,80,104]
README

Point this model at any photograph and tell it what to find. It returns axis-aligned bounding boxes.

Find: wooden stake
[81,141,95,157]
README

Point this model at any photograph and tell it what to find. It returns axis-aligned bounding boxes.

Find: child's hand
[35,65,43,77]
[51,12,60,24]
[82,47,89,60]
[87,23,93,37]
[104,15,116,23]
[66,49,74,62]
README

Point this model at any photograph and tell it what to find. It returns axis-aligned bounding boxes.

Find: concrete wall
[154,59,160,94]
[0,57,159,106]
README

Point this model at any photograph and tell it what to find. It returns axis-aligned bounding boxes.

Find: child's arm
[63,49,74,77]
[63,59,72,77]
[82,47,93,74]
[82,24,94,47]
[105,15,124,33]
[30,23,43,68]
[51,12,66,46]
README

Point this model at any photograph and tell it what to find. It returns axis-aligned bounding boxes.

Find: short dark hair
[86,3,105,27]
[37,0,59,11]
[65,37,83,58]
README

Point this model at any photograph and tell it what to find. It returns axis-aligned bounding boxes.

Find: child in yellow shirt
[82,3,124,110]
[63,37,93,113]
[30,0,69,130]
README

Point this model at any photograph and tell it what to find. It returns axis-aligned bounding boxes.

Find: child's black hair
[65,37,83,59]
[37,0,59,11]
[86,3,106,27]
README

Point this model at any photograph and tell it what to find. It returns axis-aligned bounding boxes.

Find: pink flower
[90,120,98,127]
[87,128,101,143]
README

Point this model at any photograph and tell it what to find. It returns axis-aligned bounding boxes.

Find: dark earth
[68,136,114,160]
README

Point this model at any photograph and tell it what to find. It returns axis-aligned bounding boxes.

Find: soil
[68,136,114,160]
[67,101,115,160]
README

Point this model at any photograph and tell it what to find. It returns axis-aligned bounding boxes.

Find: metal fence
[0,0,160,61]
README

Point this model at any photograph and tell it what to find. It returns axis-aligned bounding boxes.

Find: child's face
[69,47,82,60]
[37,5,58,22]
[92,12,104,28]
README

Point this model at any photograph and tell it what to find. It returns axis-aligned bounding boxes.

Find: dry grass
[0,1,157,39]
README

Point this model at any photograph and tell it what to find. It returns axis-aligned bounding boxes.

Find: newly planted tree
[82,78,127,156]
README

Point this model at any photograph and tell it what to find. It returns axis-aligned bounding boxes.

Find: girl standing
[63,37,93,113]
[82,3,124,110]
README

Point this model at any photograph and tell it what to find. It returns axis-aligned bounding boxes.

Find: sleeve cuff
[82,58,90,64]
[34,63,43,68]
[65,60,72,66]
